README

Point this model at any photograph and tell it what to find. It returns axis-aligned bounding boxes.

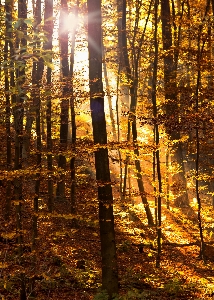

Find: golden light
[61,11,79,34]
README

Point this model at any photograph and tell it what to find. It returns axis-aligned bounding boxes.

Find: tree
[44,0,54,212]
[14,0,27,258]
[57,0,70,201]
[161,0,189,207]
[69,1,78,220]
[121,0,154,225]
[32,0,44,249]
[4,0,13,220]
[152,0,162,267]
[87,0,118,297]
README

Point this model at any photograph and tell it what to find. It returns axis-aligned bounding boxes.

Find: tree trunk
[57,0,69,201]
[4,0,12,220]
[14,0,27,297]
[87,0,118,297]
[69,1,78,222]
[152,0,162,267]
[103,49,117,141]
[44,0,54,212]
[161,0,188,207]
[194,0,211,261]
[32,0,43,249]
[121,0,154,225]
[13,0,27,258]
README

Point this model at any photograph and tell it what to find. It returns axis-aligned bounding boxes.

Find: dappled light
[0,0,214,299]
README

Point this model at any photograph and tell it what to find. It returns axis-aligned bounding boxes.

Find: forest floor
[1,165,214,300]
[0,134,214,299]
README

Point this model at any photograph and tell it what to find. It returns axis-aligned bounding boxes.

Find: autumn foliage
[0,0,214,299]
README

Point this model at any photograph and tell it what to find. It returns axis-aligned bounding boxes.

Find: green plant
[164,277,183,296]
[93,289,109,300]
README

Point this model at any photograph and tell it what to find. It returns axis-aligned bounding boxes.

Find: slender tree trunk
[57,0,69,201]
[121,0,154,225]
[194,0,211,260]
[103,52,117,141]
[161,0,189,207]
[166,148,170,209]
[4,0,13,220]
[32,0,43,249]
[70,1,78,221]
[152,0,162,267]
[87,0,118,297]
[14,0,27,259]
[14,0,27,298]
[208,0,214,206]
[44,0,53,212]
[116,65,123,198]
[117,0,129,114]
[116,0,126,197]
[195,44,205,261]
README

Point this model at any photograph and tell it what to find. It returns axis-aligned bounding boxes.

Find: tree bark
[13,0,27,258]
[44,0,54,212]
[57,0,69,201]
[87,0,118,297]
[14,0,27,297]
[69,1,78,221]
[32,0,44,249]
[194,0,211,261]
[4,0,13,220]
[152,0,162,267]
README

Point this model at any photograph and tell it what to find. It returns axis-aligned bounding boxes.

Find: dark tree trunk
[57,0,69,201]
[14,0,27,297]
[194,0,211,261]
[32,0,44,249]
[117,0,129,111]
[13,0,27,259]
[4,0,13,220]
[87,0,118,297]
[69,1,78,221]
[44,0,54,212]
[195,37,205,261]
[152,0,162,267]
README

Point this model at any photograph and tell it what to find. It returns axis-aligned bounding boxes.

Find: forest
[0,0,214,299]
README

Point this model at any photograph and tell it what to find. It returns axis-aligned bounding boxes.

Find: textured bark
[152,0,162,267]
[69,1,78,220]
[4,0,13,220]
[32,0,44,249]
[13,0,27,258]
[57,0,69,200]
[87,0,118,297]
[194,0,211,261]
[195,46,205,261]
[44,0,53,212]
[117,0,129,110]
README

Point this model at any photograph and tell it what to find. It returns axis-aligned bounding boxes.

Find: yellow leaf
[42,273,50,281]
[0,263,8,268]
[1,232,16,239]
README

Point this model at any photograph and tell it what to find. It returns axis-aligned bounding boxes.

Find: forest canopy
[0,0,214,299]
